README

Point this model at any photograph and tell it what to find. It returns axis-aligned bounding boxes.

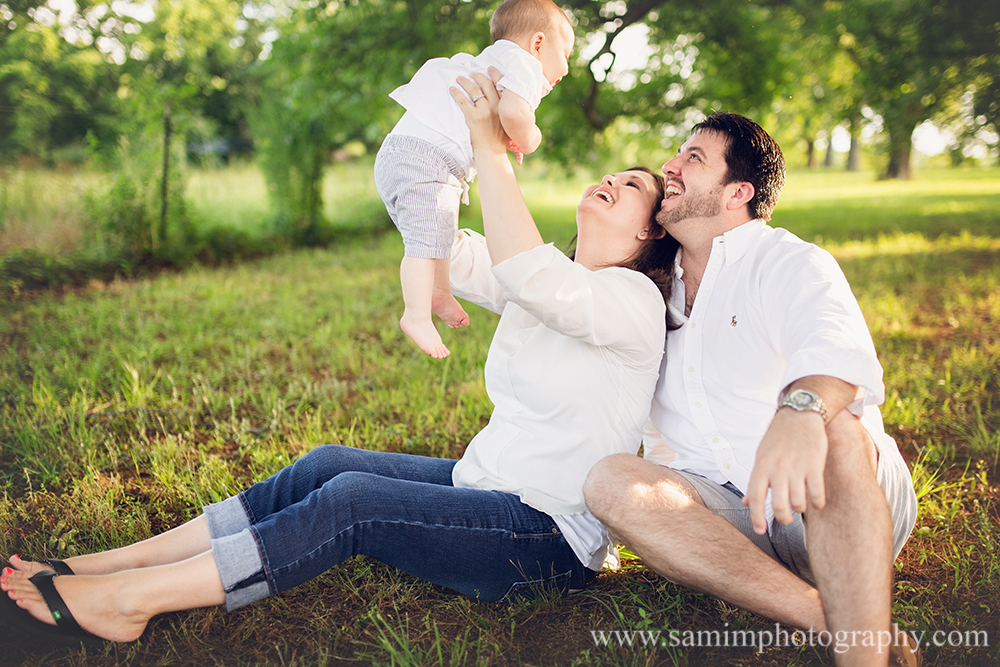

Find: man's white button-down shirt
[646,220,896,505]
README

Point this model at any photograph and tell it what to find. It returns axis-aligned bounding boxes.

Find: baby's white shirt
[388,40,551,179]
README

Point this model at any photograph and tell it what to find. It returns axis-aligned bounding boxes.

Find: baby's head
[490,0,574,86]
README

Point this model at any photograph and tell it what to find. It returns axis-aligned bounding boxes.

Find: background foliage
[1,0,997,283]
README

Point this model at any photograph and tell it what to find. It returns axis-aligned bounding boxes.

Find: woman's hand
[450,68,509,157]
[448,68,542,265]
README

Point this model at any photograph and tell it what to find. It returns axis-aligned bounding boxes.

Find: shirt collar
[719,219,766,266]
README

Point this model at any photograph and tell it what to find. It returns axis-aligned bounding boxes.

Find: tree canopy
[2,0,996,183]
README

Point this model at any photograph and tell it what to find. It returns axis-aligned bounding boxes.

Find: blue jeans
[203,444,595,610]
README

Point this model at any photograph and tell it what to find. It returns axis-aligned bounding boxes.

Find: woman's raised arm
[450,69,543,266]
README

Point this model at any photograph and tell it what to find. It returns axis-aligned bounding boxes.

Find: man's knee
[821,411,883,510]
[585,454,703,528]
[825,411,877,474]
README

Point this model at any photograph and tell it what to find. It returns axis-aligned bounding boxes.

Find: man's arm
[742,375,859,534]
[497,90,542,156]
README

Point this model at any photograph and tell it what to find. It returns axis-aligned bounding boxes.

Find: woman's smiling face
[575,169,663,268]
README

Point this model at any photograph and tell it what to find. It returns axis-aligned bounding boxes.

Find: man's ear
[726,182,755,211]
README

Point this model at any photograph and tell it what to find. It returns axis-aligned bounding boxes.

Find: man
[583,113,919,667]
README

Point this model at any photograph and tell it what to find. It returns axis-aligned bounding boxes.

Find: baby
[374,0,574,358]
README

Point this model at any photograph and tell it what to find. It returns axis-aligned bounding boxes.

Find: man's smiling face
[656,130,731,229]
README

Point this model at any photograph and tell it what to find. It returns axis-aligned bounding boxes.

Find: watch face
[789,390,816,408]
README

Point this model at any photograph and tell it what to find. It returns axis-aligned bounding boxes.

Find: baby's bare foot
[432,293,470,329]
[400,314,450,358]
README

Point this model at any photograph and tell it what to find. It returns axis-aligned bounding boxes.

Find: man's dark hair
[693,112,785,222]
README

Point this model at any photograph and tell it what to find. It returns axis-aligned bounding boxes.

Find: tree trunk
[882,123,916,181]
[306,138,323,240]
[847,129,861,172]
[846,112,861,172]
[824,137,835,167]
[159,98,172,251]
[806,138,815,168]
[881,110,918,180]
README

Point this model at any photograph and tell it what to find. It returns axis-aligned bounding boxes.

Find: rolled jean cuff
[211,528,270,611]
[203,494,252,539]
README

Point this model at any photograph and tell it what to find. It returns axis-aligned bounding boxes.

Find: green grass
[774,167,1000,243]
[0,168,103,257]
[185,159,389,237]
[0,158,391,258]
[1,165,999,666]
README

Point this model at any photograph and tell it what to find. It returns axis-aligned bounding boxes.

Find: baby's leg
[399,256,450,358]
[9,516,212,576]
[431,258,469,329]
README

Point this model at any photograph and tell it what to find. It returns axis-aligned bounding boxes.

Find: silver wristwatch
[778,388,829,424]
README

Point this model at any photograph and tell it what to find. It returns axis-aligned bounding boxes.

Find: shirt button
[712,437,720,443]
[690,322,696,329]
[688,367,695,373]
[724,463,731,470]
[695,402,702,408]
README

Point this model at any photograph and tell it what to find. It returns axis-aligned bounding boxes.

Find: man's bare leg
[584,454,828,631]
[9,515,212,576]
[3,550,225,643]
[805,412,894,667]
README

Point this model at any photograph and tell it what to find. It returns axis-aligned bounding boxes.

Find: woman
[0,70,677,646]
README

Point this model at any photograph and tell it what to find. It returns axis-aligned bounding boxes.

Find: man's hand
[743,408,828,534]
[742,375,859,534]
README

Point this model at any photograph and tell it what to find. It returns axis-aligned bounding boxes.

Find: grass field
[0,164,998,666]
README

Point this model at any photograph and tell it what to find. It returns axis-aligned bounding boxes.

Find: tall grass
[0,165,998,666]
[0,168,103,256]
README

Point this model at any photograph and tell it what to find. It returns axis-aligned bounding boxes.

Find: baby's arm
[497,90,542,158]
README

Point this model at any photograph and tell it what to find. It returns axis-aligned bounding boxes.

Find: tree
[970,57,1000,165]
[0,1,121,163]
[535,0,802,166]
[244,0,493,240]
[831,0,1000,179]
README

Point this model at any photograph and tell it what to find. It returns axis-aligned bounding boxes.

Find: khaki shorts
[671,438,918,584]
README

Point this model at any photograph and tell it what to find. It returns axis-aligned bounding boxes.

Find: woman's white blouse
[449,230,666,565]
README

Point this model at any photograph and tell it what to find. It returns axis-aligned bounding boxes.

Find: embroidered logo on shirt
[731,315,738,327]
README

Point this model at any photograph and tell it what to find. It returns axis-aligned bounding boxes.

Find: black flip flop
[0,571,107,648]
[42,559,75,576]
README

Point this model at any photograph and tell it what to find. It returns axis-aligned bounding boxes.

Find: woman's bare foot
[2,568,149,643]
[400,313,450,358]
[8,554,57,575]
[431,292,470,329]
